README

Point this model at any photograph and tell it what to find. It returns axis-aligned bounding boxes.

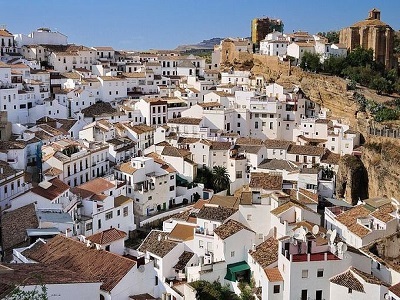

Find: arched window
[100,295,105,300]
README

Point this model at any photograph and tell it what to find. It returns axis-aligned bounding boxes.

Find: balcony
[0,83,16,90]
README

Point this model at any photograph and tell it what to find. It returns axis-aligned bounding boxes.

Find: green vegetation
[300,52,321,72]
[317,31,340,43]
[353,92,399,122]
[194,166,231,193]
[7,282,48,300]
[191,281,240,300]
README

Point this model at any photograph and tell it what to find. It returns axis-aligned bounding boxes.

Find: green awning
[224,261,250,281]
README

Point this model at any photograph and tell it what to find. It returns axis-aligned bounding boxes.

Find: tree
[318,31,340,44]
[194,166,214,189]
[323,55,346,75]
[345,47,374,68]
[370,77,389,95]
[212,166,230,193]
[300,52,321,72]
[7,283,48,300]
[191,280,239,300]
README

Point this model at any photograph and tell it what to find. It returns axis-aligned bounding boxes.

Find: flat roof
[36,210,74,223]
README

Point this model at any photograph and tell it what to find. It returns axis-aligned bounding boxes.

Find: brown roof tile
[168,117,202,125]
[115,161,137,174]
[336,205,372,237]
[197,206,237,222]
[1,203,39,253]
[370,203,395,223]
[87,228,127,245]
[31,178,69,200]
[249,237,278,268]
[168,224,195,242]
[249,172,282,190]
[22,235,135,292]
[209,195,240,209]
[288,144,325,156]
[236,137,264,145]
[138,230,177,258]
[321,149,341,164]
[265,267,283,282]
[330,269,364,292]
[173,251,194,271]
[214,219,253,240]
[264,139,292,149]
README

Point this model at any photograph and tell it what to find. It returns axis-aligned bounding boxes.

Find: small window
[273,285,280,294]
[105,212,113,220]
[230,251,235,257]
[317,269,324,277]
[348,288,352,294]
[123,206,128,216]
[247,214,252,221]
[302,270,308,278]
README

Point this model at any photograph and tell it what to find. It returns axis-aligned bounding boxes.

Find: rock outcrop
[336,155,369,205]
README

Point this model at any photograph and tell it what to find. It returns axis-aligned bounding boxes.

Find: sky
[1,0,400,51]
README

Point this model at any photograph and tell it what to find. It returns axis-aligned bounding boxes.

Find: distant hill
[175,37,224,51]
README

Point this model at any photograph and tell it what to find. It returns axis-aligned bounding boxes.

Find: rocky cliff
[233,54,400,200]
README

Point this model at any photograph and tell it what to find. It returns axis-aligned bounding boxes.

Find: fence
[367,126,400,139]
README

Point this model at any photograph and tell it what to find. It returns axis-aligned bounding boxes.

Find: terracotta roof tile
[168,117,202,125]
[214,219,253,240]
[249,237,278,268]
[1,204,39,253]
[168,224,195,242]
[288,144,325,156]
[265,267,283,282]
[236,137,264,145]
[87,228,127,245]
[31,178,69,200]
[137,230,177,258]
[115,161,137,174]
[249,172,282,190]
[22,235,135,292]
[173,251,194,270]
[209,195,240,209]
[197,206,237,222]
[336,205,372,237]
[264,139,292,149]
[321,149,341,164]
[370,203,395,223]
[330,269,364,292]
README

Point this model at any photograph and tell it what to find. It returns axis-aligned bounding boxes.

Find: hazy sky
[1,0,399,50]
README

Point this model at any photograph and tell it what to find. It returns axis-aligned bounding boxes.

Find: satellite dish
[312,225,319,235]
[342,243,348,253]
[327,229,332,235]
[138,265,145,273]
[330,230,337,244]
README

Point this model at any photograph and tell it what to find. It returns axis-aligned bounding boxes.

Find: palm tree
[212,166,230,193]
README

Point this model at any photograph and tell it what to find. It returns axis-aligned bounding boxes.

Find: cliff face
[361,139,400,199]
[242,54,400,200]
[336,155,369,205]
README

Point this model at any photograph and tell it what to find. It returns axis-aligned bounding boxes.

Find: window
[169,186,175,191]
[332,137,336,141]
[123,206,128,216]
[105,212,113,220]
[155,276,158,286]
[236,171,242,179]
[302,270,308,278]
[317,269,324,277]
[117,210,120,216]
[98,219,102,229]
[199,240,204,248]
[230,251,235,257]
[86,222,92,231]
[348,288,352,294]
[255,121,259,129]
[273,285,280,294]
[246,214,252,221]
[170,175,174,180]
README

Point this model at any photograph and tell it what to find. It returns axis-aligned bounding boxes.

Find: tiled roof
[168,117,202,125]
[249,237,278,268]
[249,172,282,190]
[177,137,200,144]
[287,144,325,156]
[22,235,136,292]
[336,205,372,237]
[321,149,341,164]
[1,203,39,253]
[236,137,264,145]
[209,195,240,209]
[0,160,23,181]
[210,141,231,150]
[264,139,292,149]
[197,206,237,222]
[168,224,195,242]
[214,219,253,240]
[173,251,194,270]
[265,267,283,282]
[270,201,296,216]
[114,195,132,207]
[161,146,191,158]
[0,263,99,294]
[31,178,69,200]
[126,124,154,134]
[0,29,13,37]
[370,203,395,223]
[71,178,114,199]
[390,282,400,297]
[236,144,263,154]
[137,230,177,258]
[350,267,388,286]
[198,102,221,108]
[258,159,299,172]
[115,161,137,174]
[330,269,364,292]
[43,167,63,176]
[290,188,318,204]
[81,102,118,117]
[87,228,127,245]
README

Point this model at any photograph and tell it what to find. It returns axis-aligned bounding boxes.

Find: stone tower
[339,8,394,69]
